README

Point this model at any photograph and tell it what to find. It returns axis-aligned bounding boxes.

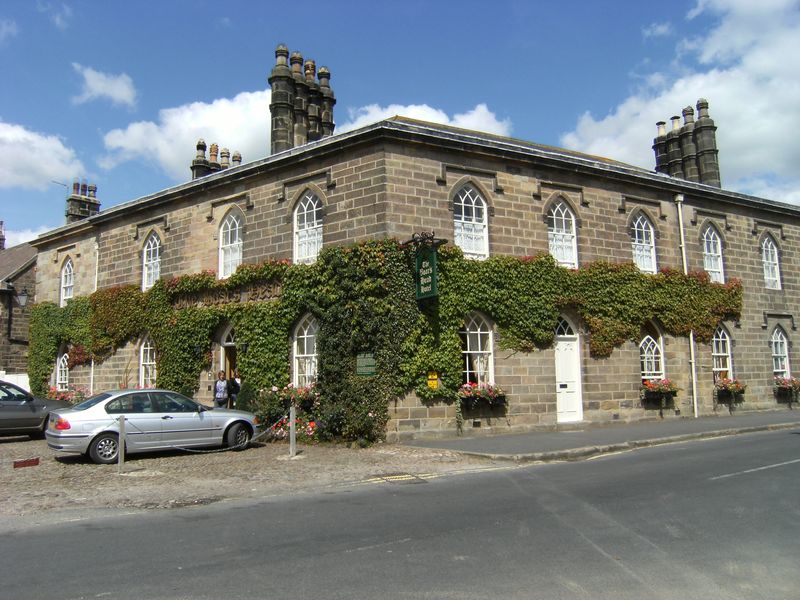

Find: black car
[0,380,71,438]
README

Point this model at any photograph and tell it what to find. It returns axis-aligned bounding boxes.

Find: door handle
[161,415,173,420]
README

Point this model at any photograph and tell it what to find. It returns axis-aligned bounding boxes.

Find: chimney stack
[189,139,242,179]
[0,221,5,251]
[65,180,101,224]
[268,45,336,154]
[652,98,721,187]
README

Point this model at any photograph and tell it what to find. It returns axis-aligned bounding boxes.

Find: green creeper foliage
[28,240,742,441]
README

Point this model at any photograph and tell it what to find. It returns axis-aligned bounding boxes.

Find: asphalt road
[3,428,799,599]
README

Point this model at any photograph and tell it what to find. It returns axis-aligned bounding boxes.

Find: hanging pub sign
[416,245,438,300]
[405,231,446,301]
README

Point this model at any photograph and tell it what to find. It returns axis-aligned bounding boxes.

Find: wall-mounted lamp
[239,342,249,355]
[5,284,29,339]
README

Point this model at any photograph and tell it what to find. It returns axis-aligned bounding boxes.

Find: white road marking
[709,458,800,480]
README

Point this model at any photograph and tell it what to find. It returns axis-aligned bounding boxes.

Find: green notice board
[415,245,438,300]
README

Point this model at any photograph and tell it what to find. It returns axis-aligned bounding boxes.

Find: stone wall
[30,128,800,438]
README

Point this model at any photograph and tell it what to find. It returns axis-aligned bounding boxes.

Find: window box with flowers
[458,382,506,411]
[714,378,746,411]
[773,376,799,406]
[640,379,679,410]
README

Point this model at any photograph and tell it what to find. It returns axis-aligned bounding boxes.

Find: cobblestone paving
[0,436,496,517]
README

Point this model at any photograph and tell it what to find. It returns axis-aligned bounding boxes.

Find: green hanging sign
[416,245,438,300]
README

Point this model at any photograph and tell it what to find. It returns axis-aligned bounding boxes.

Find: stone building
[28,46,800,439]
[0,222,36,389]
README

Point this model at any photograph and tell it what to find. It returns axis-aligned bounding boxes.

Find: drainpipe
[90,240,99,394]
[674,194,699,418]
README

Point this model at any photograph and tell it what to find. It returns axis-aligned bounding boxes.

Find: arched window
[142,233,161,290]
[639,329,664,381]
[60,258,74,307]
[56,353,70,391]
[460,313,494,384]
[139,337,157,388]
[219,212,243,279]
[294,191,323,264]
[453,185,489,260]
[547,200,577,268]
[631,214,656,274]
[702,225,724,283]
[712,326,733,382]
[771,327,790,377]
[292,314,318,387]
[761,235,781,290]
[554,317,575,337]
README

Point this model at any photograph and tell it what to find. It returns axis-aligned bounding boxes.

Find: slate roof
[0,242,36,287]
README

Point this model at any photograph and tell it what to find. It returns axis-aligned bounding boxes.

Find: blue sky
[1,0,799,246]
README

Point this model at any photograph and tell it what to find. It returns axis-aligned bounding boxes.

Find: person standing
[214,370,228,408]
[228,370,241,409]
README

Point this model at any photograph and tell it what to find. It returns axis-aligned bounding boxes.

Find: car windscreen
[70,393,113,411]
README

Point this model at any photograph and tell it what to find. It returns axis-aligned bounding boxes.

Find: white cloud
[338,102,512,137]
[0,121,84,190]
[72,63,137,108]
[37,1,72,30]
[0,18,18,43]
[100,87,512,182]
[642,22,673,39]
[560,0,800,203]
[100,90,271,180]
[5,226,50,247]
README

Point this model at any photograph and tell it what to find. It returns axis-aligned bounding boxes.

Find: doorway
[554,317,583,423]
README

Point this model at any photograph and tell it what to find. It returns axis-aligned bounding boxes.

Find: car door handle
[161,415,173,420]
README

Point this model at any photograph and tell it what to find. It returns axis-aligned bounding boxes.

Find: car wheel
[226,423,251,450]
[89,432,120,464]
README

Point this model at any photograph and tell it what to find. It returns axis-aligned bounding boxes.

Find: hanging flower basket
[458,382,506,410]
[773,377,799,406]
[714,378,746,412]
[640,379,679,409]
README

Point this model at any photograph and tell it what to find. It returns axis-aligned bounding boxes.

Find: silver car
[45,389,260,464]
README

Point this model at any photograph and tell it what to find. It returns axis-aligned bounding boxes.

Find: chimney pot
[671,116,681,131]
[304,59,316,82]
[209,143,219,163]
[220,148,230,169]
[682,106,695,124]
[196,139,207,159]
[80,179,88,196]
[72,178,80,195]
[232,151,242,167]
[88,183,97,199]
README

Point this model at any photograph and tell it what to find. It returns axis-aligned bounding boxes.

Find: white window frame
[460,313,495,384]
[292,314,318,387]
[761,235,781,290]
[547,200,578,268]
[219,213,243,279]
[56,353,69,391]
[631,214,657,274]
[453,185,489,260]
[139,337,157,388]
[639,334,664,381]
[294,192,323,264]
[712,326,733,381]
[771,327,790,377]
[142,233,161,290]
[702,226,725,283]
[60,258,74,307]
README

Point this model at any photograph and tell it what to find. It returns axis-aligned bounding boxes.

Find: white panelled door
[555,319,583,423]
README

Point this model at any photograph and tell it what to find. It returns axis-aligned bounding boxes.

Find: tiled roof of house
[0,242,36,283]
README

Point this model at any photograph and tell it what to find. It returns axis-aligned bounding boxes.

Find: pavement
[405,408,800,462]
